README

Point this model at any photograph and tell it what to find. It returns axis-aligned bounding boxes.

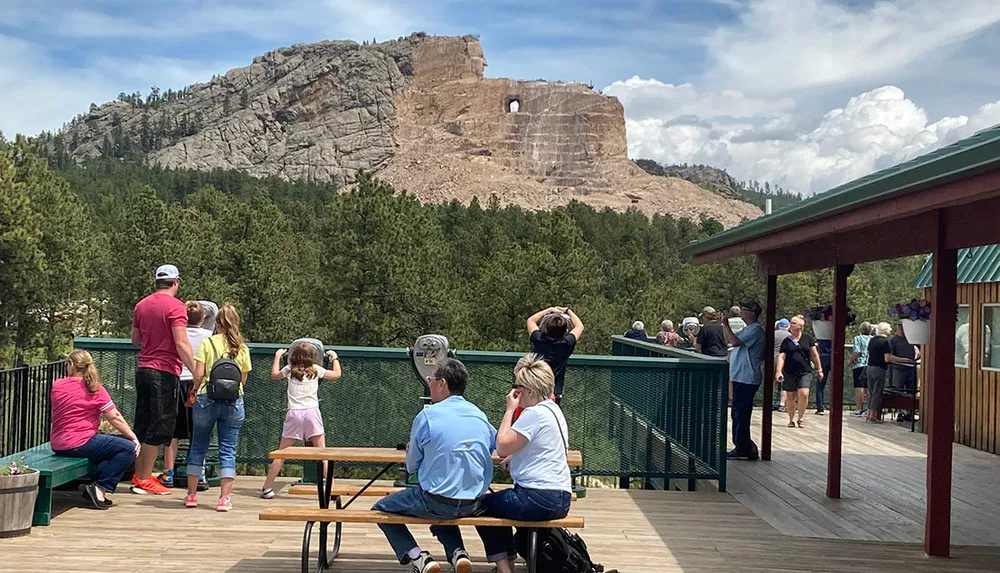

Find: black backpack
[515,527,611,573]
[207,338,242,402]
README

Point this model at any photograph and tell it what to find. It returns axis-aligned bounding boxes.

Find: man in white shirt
[157,301,213,489]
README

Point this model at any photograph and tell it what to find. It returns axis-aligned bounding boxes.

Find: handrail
[74,338,729,370]
[610,335,729,362]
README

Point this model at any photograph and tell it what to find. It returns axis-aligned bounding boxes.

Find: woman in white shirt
[476,354,572,573]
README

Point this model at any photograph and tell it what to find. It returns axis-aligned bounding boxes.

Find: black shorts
[134,368,180,446]
[852,367,868,389]
[172,380,194,440]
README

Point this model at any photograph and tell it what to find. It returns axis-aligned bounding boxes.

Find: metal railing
[1,361,66,457]
[610,337,729,491]
[67,338,729,490]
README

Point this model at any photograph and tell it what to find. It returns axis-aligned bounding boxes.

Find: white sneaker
[451,549,472,573]
[408,551,440,573]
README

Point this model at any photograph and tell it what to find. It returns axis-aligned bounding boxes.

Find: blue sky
[2,0,999,194]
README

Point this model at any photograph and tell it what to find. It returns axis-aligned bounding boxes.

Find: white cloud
[705,0,1000,93]
[614,80,1000,195]
[604,76,794,121]
[0,34,234,136]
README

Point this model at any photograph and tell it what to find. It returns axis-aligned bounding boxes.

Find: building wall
[921,283,1000,455]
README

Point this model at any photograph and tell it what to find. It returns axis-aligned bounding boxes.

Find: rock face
[61,33,760,226]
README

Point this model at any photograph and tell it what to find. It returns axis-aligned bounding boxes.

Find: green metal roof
[913,244,1000,288]
[683,123,1000,258]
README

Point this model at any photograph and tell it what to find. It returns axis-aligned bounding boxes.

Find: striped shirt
[853,334,872,368]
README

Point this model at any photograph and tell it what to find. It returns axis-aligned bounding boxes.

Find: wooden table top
[270,446,583,467]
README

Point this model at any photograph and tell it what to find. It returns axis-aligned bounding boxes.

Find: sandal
[797,420,805,428]
[260,488,275,499]
[787,422,796,427]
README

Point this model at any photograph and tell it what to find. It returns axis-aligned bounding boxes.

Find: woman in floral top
[849,322,872,416]
[656,320,683,348]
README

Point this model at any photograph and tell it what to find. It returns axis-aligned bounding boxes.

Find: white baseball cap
[155,264,180,280]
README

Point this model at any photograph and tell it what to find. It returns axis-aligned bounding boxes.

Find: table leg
[316,460,337,570]
[340,462,396,509]
[526,528,538,573]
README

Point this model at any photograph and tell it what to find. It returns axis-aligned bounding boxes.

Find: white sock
[406,547,422,561]
[93,486,106,502]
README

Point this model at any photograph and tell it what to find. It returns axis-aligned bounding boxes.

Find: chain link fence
[75,338,728,490]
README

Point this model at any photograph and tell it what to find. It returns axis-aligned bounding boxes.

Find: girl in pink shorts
[260,343,341,499]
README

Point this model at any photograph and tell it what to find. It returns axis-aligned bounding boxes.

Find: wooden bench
[259,507,584,573]
[286,483,578,502]
[0,443,94,526]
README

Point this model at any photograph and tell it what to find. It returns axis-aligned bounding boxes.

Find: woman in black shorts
[775,316,824,428]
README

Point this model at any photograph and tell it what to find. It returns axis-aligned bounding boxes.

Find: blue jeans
[731,382,759,455]
[816,376,827,411]
[186,395,244,480]
[372,487,481,563]
[476,486,571,562]
[54,433,136,493]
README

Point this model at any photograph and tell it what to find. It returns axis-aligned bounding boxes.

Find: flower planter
[811,320,833,341]
[0,471,40,538]
[901,318,931,345]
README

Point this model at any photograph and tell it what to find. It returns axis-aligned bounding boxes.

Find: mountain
[635,160,801,211]
[53,33,760,227]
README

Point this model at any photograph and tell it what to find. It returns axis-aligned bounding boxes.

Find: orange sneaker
[130,475,173,495]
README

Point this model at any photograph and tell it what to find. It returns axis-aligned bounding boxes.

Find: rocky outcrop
[60,33,760,226]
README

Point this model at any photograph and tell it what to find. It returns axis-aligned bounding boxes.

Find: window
[506,98,520,113]
[983,304,1000,370]
[956,305,970,367]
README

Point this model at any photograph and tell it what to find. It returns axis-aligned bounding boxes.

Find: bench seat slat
[259,507,584,528]
[286,484,577,501]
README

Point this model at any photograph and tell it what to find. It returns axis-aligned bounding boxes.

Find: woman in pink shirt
[51,350,141,510]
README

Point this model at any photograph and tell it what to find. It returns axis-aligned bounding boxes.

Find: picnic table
[266,446,584,572]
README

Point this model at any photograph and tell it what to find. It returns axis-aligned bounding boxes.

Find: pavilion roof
[683,124,1000,260]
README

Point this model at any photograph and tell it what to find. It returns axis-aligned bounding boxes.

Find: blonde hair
[661,319,674,332]
[215,304,245,357]
[514,354,555,403]
[67,350,101,394]
[876,322,892,337]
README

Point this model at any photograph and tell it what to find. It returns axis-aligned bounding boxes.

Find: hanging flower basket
[901,319,931,345]
[805,304,855,341]
[890,298,932,345]
[0,458,39,538]
[811,320,833,341]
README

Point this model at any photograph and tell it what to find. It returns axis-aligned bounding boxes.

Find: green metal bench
[0,443,94,526]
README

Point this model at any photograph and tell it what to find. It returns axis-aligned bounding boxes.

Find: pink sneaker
[185,493,198,508]
[216,497,233,512]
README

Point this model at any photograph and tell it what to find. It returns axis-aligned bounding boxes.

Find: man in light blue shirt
[724,300,765,461]
[373,358,496,573]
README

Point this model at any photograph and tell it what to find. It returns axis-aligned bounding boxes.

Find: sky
[2,0,999,195]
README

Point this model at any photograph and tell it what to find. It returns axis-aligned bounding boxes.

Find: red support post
[926,244,957,557]
[761,273,777,461]
[827,264,852,498]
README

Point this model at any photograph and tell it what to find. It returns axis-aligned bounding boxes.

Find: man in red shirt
[129,264,196,495]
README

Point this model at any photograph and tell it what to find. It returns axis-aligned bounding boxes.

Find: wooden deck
[729,407,1000,546]
[6,475,1000,572]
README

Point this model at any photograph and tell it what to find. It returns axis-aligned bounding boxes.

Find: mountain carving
[60,32,760,226]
